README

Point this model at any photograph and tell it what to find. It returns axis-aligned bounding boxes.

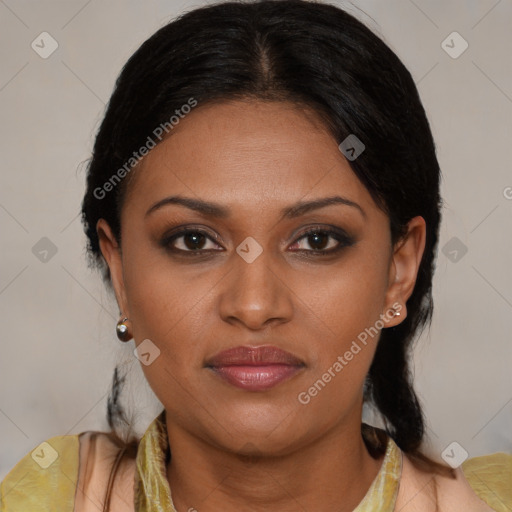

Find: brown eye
[162,229,223,255]
[290,227,355,255]
[179,231,208,250]
[304,232,333,251]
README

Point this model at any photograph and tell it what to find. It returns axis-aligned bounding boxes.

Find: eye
[162,228,222,255]
[161,225,355,257]
[289,227,355,255]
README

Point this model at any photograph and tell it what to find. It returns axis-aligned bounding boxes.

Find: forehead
[122,100,377,217]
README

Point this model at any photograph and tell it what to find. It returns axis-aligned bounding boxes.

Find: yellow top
[1,410,511,511]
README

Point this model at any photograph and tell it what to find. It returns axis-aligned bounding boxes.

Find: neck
[165,412,385,512]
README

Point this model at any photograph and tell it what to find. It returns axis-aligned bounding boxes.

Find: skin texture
[97,99,426,512]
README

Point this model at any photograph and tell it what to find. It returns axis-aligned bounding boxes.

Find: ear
[382,216,426,327]
[96,218,130,319]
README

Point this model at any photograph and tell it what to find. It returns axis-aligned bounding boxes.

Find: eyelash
[160,226,355,258]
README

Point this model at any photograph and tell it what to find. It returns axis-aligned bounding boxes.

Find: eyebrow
[145,194,366,219]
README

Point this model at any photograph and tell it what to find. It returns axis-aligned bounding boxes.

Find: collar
[134,410,402,511]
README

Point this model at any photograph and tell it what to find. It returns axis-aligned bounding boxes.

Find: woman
[1,0,510,510]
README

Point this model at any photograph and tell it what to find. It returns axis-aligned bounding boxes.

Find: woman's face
[98,99,425,456]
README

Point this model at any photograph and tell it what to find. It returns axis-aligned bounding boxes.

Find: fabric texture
[461,451,512,512]
[1,409,511,511]
[0,434,79,511]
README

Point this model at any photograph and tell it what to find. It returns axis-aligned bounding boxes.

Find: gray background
[1,0,511,480]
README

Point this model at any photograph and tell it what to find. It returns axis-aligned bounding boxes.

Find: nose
[217,245,294,331]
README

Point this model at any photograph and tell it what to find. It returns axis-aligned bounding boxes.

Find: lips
[205,345,305,391]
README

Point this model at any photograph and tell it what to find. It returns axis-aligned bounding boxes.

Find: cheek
[293,271,388,418]
[294,253,390,348]
[125,270,204,348]
[122,247,218,370]
[290,250,390,407]
[122,259,212,406]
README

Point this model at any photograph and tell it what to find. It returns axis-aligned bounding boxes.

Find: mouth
[205,345,305,391]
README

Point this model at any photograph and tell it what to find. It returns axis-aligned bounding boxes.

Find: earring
[116,316,132,342]
[393,307,401,317]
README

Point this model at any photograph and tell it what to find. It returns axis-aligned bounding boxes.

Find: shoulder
[74,430,136,512]
[461,451,512,512]
[0,432,80,511]
[1,430,136,512]
[395,452,499,511]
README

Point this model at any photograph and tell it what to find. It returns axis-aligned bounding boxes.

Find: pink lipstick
[205,345,305,391]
